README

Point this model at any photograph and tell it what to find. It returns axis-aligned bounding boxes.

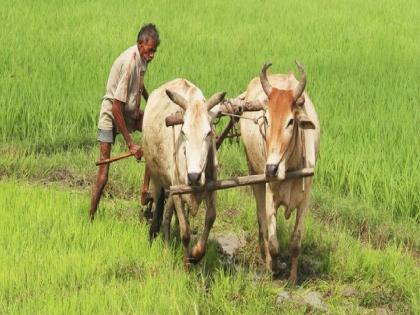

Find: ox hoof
[142,206,153,222]
[278,262,287,270]
[187,253,204,265]
[272,258,287,271]
[272,261,287,279]
[284,208,293,219]
[190,243,205,263]
[186,256,201,264]
[184,253,203,266]
[140,190,153,206]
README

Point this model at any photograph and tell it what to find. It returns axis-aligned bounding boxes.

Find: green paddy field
[1,0,419,313]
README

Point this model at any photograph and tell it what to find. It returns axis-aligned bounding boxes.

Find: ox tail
[149,188,165,243]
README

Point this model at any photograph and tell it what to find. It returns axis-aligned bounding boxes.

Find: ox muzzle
[266,164,278,178]
[187,172,202,186]
[265,162,286,180]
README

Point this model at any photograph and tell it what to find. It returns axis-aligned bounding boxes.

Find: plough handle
[95,152,133,166]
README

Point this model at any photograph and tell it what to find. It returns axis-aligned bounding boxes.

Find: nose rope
[300,127,307,192]
[258,112,268,159]
[172,125,181,186]
[197,137,210,176]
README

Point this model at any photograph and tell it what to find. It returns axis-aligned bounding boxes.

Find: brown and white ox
[240,62,320,284]
[142,78,225,265]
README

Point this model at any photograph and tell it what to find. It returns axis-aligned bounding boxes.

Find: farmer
[89,23,159,220]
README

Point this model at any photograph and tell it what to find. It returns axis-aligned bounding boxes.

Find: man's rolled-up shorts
[97,99,117,144]
[97,127,117,144]
[97,99,140,144]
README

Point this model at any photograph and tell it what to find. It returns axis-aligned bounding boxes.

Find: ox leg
[266,184,282,274]
[140,166,153,206]
[289,195,310,286]
[253,183,270,267]
[173,195,191,268]
[162,196,174,246]
[191,192,216,262]
[149,188,165,242]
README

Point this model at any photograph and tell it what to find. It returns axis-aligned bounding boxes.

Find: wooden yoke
[167,168,314,196]
[165,112,184,127]
[165,99,264,127]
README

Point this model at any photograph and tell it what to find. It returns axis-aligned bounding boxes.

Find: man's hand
[129,143,143,160]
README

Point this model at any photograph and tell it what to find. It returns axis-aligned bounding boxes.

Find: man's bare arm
[111,99,142,159]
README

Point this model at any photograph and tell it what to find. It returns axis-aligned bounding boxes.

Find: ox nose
[188,172,201,185]
[266,164,278,177]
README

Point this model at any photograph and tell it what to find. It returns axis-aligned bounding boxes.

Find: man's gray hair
[137,23,160,46]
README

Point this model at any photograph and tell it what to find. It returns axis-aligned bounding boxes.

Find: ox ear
[295,110,316,129]
[166,90,188,111]
[293,96,314,129]
[206,92,226,111]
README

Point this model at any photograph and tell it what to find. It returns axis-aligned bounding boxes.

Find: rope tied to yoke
[214,98,268,156]
[220,98,264,123]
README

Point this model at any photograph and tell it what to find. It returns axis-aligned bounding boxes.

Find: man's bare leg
[90,142,111,220]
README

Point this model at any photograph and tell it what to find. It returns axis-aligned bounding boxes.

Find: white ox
[240,62,320,285]
[142,78,225,265]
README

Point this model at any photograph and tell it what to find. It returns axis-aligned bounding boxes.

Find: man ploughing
[90,23,159,220]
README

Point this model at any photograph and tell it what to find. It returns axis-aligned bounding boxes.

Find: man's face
[138,38,158,63]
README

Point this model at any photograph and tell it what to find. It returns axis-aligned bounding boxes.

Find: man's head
[137,23,160,63]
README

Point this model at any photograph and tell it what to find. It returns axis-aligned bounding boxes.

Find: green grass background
[0,0,419,313]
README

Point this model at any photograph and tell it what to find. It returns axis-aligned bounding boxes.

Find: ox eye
[180,129,186,138]
[287,119,294,128]
[206,130,212,138]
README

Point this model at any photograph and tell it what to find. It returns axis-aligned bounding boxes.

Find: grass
[0,180,418,314]
[0,0,419,313]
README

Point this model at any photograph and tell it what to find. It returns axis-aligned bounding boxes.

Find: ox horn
[293,60,306,101]
[166,89,188,111]
[206,92,226,110]
[260,62,273,97]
